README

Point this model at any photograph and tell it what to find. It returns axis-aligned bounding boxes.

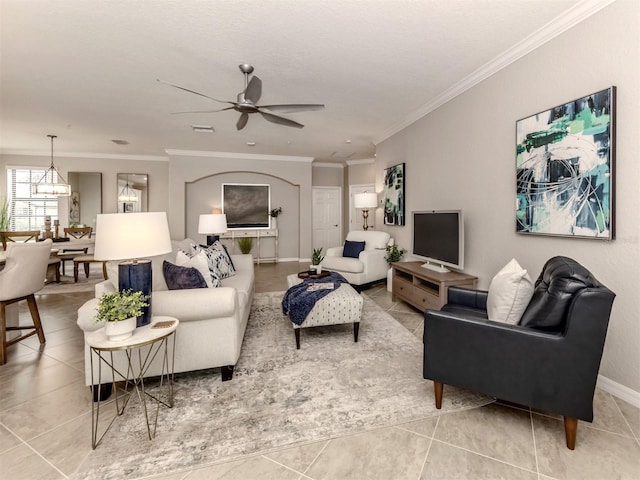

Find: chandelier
[33,135,71,196]
[118,175,138,203]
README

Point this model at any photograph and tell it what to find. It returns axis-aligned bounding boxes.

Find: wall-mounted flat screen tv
[412,210,464,273]
[222,183,270,229]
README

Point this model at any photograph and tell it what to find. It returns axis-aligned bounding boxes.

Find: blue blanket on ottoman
[282,272,349,325]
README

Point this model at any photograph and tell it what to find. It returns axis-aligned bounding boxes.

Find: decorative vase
[316,264,322,274]
[387,267,393,292]
[104,317,137,341]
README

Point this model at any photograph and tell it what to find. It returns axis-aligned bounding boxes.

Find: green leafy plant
[269,207,282,218]
[96,289,149,323]
[311,248,324,266]
[385,244,407,265]
[237,237,253,254]
[0,196,11,231]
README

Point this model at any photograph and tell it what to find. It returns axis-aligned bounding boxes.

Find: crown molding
[165,149,315,163]
[346,158,375,166]
[373,0,617,145]
[0,149,168,161]
[313,162,344,169]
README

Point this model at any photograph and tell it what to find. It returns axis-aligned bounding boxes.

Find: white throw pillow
[176,250,217,287]
[486,258,534,324]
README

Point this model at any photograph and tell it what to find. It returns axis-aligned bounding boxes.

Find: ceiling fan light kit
[159,64,324,130]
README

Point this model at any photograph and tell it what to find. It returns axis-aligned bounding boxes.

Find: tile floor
[0,261,638,479]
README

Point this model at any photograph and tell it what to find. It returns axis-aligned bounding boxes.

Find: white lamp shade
[94,212,172,261]
[198,214,227,234]
[354,192,378,209]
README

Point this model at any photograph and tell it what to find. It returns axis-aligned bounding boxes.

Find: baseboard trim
[597,375,640,407]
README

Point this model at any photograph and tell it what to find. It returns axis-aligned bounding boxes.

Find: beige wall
[312,164,344,186]
[167,152,313,259]
[347,160,376,186]
[0,153,169,229]
[376,0,640,396]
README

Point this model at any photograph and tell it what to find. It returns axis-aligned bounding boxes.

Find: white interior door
[350,184,376,231]
[312,187,342,253]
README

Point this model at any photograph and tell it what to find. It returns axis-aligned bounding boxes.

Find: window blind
[6,167,60,231]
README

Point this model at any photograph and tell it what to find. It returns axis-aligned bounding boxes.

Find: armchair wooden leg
[26,294,46,344]
[564,416,577,450]
[0,302,7,366]
[434,381,443,409]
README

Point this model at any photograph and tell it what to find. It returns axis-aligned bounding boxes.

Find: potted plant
[0,196,10,231]
[385,244,406,292]
[385,244,407,266]
[96,289,149,341]
[237,237,253,254]
[311,247,324,273]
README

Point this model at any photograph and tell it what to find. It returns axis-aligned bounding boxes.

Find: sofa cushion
[321,255,365,274]
[487,258,534,324]
[163,261,208,290]
[519,256,599,332]
[343,240,366,258]
[176,250,216,287]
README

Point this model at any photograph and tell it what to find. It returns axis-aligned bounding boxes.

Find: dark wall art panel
[222,183,270,229]
[383,163,405,226]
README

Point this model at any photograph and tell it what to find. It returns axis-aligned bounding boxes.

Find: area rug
[72,291,492,479]
[38,271,104,294]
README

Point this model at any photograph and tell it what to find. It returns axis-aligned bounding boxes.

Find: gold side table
[87,316,179,449]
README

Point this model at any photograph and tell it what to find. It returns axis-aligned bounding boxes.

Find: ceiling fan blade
[157,79,233,106]
[259,104,325,113]
[170,106,235,115]
[244,76,262,103]
[259,111,304,129]
[236,112,249,130]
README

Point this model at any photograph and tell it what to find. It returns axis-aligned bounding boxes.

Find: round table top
[87,316,179,351]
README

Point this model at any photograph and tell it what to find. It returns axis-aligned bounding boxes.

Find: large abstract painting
[222,183,270,229]
[383,163,405,226]
[516,86,615,239]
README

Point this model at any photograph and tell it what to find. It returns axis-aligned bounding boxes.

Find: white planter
[387,267,393,292]
[104,317,137,341]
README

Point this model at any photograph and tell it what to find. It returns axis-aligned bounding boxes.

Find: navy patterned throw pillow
[193,241,236,280]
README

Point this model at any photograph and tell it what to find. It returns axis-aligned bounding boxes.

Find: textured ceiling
[0,0,604,163]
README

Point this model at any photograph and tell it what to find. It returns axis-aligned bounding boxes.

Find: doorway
[312,187,342,253]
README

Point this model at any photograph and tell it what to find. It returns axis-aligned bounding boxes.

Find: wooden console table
[391,261,478,312]
[220,229,278,264]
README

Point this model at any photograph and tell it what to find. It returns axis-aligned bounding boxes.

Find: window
[6,167,59,231]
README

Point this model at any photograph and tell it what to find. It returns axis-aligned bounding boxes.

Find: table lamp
[354,192,378,231]
[94,212,172,327]
[198,209,227,246]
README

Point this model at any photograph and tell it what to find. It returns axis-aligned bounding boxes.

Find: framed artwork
[383,163,405,226]
[124,203,134,213]
[516,86,615,239]
[222,183,270,229]
[69,191,80,223]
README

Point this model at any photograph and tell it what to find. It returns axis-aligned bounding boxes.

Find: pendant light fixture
[118,174,138,203]
[33,135,71,196]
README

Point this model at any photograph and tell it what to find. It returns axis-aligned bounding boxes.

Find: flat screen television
[222,183,270,229]
[412,210,464,273]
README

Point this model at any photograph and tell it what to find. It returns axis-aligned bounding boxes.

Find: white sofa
[76,239,255,387]
[322,230,391,288]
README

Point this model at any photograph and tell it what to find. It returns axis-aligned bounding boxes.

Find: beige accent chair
[322,230,391,289]
[0,239,52,365]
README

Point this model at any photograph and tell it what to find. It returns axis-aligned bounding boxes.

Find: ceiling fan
[158,64,325,130]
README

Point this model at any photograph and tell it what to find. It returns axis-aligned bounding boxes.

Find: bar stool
[0,239,52,365]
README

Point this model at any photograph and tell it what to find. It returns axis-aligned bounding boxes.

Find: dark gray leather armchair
[423,256,615,450]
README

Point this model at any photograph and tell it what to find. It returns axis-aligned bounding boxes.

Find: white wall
[376,0,640,396]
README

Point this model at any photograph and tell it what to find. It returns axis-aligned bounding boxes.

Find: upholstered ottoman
[285,273,363,349]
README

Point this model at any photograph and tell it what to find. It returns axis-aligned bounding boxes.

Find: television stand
[392,261,478,312]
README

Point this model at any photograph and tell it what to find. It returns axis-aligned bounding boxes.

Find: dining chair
[0,230,40,250]
[63,227,92,239]
[59,227,93,275]
[0,239,52,365]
